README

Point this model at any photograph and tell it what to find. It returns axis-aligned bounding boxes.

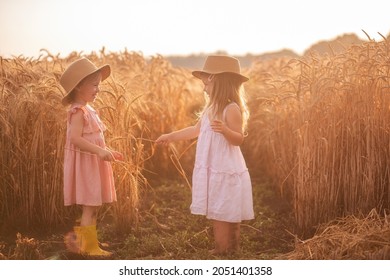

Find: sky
[1,0,389,58]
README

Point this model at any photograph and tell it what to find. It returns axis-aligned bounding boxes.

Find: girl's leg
[211,220,241,254]
[231,223,241,252]
[211,220,232,254]
[80,205,98,226]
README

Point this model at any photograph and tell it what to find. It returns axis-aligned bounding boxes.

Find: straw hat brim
[192,70,249,82]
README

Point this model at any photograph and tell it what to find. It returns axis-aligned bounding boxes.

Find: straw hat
[60,58,111,105]
[192,55,249,82]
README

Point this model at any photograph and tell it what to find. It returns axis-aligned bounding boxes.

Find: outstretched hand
[155,134,171,146]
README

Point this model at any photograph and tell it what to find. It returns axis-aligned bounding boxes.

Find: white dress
[190,103,254,223]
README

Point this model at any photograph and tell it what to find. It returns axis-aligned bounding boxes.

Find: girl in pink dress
[156,55,254,255]
[60,58,123,256]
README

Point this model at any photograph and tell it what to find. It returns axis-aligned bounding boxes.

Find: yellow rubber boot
[79,225,112,256]
[65,225,112,256]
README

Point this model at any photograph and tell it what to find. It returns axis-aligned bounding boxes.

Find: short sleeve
[67,105,102,134]
[67,105,88,125]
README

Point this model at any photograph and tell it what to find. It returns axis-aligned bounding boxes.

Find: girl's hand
[111,151,124,161]
[155,134,171,146]
[98,149,115,161]
[210,120,226,134]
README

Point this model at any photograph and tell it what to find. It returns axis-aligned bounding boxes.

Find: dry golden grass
[278,209,390,259]
[245,39,390,236]
[1,39,390,241]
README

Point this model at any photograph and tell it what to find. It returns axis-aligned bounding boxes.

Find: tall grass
[246,38,390,236]
[0,55,67,228]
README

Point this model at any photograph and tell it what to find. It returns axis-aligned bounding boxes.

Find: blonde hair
[201,73,249,133]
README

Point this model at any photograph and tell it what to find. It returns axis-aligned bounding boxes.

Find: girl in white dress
[156,55,254,254]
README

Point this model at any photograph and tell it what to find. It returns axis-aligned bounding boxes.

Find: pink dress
[63,104,116,206]
[191,103,254,223]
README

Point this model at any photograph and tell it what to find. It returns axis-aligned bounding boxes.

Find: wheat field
[1,38,390,239]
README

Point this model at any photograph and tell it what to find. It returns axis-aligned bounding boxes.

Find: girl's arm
[210,105,244,146]
[156,120,200,145]
[69,109,116,161]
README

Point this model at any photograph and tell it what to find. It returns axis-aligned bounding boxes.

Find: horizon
[0,31,382,60]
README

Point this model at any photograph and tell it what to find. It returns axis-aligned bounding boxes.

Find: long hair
[201,73,249,133]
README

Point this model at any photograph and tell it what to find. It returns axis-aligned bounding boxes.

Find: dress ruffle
[67,105,106,134]
[191,166,253,222]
